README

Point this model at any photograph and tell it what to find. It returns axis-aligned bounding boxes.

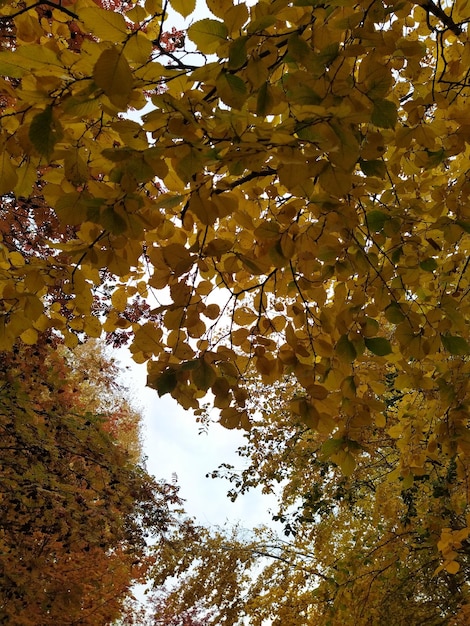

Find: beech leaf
[93,47,133,110]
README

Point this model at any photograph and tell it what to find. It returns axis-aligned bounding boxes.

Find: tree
[149,374,470,625]
[0,336,190,625]
[2,0,470,617]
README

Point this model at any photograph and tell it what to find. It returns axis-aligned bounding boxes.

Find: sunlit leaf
[187,19,228,54]
[170,0,196,18]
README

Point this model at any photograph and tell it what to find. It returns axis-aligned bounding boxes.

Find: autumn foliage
[151,376,470,624]
[2,0,470,622]
[0,336,187,625]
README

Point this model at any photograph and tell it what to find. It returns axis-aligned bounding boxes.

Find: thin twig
[0,1,79,22]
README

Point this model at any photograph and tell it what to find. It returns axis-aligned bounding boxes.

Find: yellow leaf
[145,0,163,13]
[204,303,220,319]
[161,243,194,275]
[93,47,134,110]
[207,0,233,18]
[170,0,196,18]
[219,407,242,429]
[224,3,249,34]
[133,322,163,353]
[444,560,460,575]
[79,6,128,42]
[0,151,18,195]
[187,19,228,55]
[6,251,24,269]
[164,307,186,331]
[339,451,356,476]
[111,288,129,312]
[233,306,258,325]
[14,161,36,198]
[20,327,38,345]
[319,164,352,197]
[188,192,219,225]
[124,32,153,64]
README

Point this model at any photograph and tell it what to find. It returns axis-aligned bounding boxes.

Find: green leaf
[55,192,88,225]
[247,15,277,33]
[153,368,178,396]
[187,19,228,54]
[101,147,136,162]
[254,221,280,240]
[99,206,128,235]
[64,151,88,186]
[29,107,63,157]
[216,72,247,109]
[228,37,248,70]
[384,303,405,324]
[360,159,387,178]
[93,47,134,110]
[297,399,319,429]
[322,437,344,457]
[423,148,446,169]
[371,98,397,129]
[441,334,470,356]
[456,220,470,234]
[365,337,392,356]
[419,258,438,272]
[336,334,357,362]
[256,82,275,116]
[192,359,217,391]
[366,210,388,232]
[288,33,315,69]
[288,83,322,105]
[154,194,186,210]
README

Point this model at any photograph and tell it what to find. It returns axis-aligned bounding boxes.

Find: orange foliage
[0,337,185,624]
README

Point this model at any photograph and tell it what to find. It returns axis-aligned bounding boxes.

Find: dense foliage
[150,377,470,624]
[2,0,470,622]
[0,337,189,624]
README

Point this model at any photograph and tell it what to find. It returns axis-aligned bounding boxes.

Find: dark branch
[0,1,79,22]
[418,0,463,35]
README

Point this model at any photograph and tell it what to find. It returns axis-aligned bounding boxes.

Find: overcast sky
[125,361,278,529]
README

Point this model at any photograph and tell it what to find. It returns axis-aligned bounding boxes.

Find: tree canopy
[2,0,470,621]
[150,375,470,624]
[0,335,192,624]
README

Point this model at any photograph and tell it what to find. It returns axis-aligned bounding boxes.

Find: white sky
[125,360,278,529]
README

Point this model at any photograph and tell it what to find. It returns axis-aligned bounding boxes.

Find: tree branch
[0,1,79,22]
[418,0,463,35]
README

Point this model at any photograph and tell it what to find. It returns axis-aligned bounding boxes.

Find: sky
[124,359,278,529]
[119,0,280,614]
[121,0,279,532]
